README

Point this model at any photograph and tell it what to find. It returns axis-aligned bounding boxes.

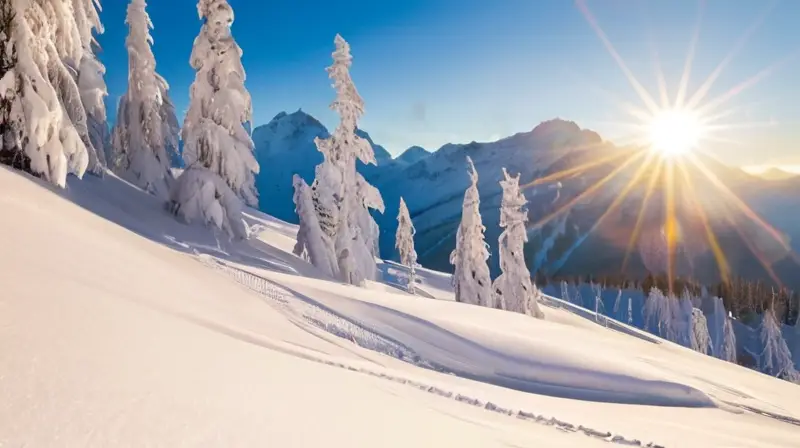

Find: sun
[647,109,704,157]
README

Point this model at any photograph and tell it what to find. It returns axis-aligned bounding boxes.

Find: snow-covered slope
[3,166,800,447]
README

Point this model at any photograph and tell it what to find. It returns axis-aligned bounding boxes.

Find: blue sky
[98,0,800,167]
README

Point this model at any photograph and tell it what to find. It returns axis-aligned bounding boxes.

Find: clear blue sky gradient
[97,0,800,166]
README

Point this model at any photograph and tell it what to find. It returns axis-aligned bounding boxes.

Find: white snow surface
[2,166,800,447]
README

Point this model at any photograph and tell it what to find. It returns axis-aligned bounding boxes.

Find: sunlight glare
[648,109,704,157]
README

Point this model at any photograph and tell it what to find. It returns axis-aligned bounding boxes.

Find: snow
[111,0,176,199]
[3,165,800,447]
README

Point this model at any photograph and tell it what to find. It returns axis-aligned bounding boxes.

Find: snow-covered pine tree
[450,157,493,307]
[760,308,799,381]
[395,196,417,293]
[0,0,90,186]
[0,1,22,170]
[310,34,384,286]
[73,0,109,171]
[40,0,107,175]
[492,168,543,317]
[156,73,181,168]
[690,308,712,354]
[709,296,737,363]
[111,0,176,199]
[170,0,259,239]
[644,287,676,340]
[293,174,338,278]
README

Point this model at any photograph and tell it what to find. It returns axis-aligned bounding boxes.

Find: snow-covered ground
[2,166,800,447]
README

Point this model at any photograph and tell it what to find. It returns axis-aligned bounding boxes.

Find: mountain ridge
[252,110,800,289]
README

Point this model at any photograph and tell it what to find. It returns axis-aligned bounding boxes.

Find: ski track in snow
[195,253,667,448]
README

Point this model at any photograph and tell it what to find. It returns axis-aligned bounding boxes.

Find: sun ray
[700,135,747,147]
[705,120,778,132]
[663,160,678,294]
[651,48,670,110]
[700,105,751,126]
[697,52,798,116]
[575,0,661,115]
[577,79,654,123]
[529,151,647,230]
[585,151,659,239]
[521,148,635,189]
[724,206,784,287]
[622,158,664,273]
[675,160,731,283]
[642,4,672,110]
[675,0,705,108]
[687,153,793,253]
[685,0,778,110]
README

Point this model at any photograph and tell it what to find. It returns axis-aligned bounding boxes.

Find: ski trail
[195,253,668,448]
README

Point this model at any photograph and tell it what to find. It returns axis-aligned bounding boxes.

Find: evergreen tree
[0,0,91,186]
[709,296,737,363]
[395,196,417,293]
[493,168,543,317]
[311,34,384,286]
[170,0,259,239]
[293,174,339,278]
[690,307,712,354]
[111,0,177,199]
[73,0,110,172]
[760,308,799,381]
[450,157,493,307]
[0,1,22,170]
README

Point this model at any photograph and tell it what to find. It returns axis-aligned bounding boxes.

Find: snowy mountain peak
[355,128,392,164]
[396,145,431,165]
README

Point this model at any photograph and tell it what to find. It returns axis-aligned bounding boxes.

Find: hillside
[2,166,800,447]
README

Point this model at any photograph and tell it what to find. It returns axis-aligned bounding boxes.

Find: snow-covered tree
[179,0,258,204]
[0,1,21,169]
[0,0,91,186]
[40,0,107,175]
[169,167,248,239]
[690,308,712,354]
[644,287,672,338]
[111,0,177,199]
[709,297,737,363]
[760,308,799,381]
[450,157,493,307]
[73,0,109,171]
[170,0,258,239]
[156,74,181,168]
[293,174,338,278]
[395,196,417,293]
[309,34,384,286]
[492,168,543,317]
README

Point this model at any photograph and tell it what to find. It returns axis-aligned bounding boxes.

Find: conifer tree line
[549,272,800,326]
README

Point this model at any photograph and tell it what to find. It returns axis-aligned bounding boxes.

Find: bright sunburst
[648,109,704,158]
[521,0,798,293]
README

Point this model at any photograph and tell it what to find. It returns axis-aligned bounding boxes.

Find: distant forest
[539,272,800,327]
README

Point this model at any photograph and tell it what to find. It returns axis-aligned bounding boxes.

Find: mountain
[253,111,800,289]
[396,146,431,165]
[755,167,799,182]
